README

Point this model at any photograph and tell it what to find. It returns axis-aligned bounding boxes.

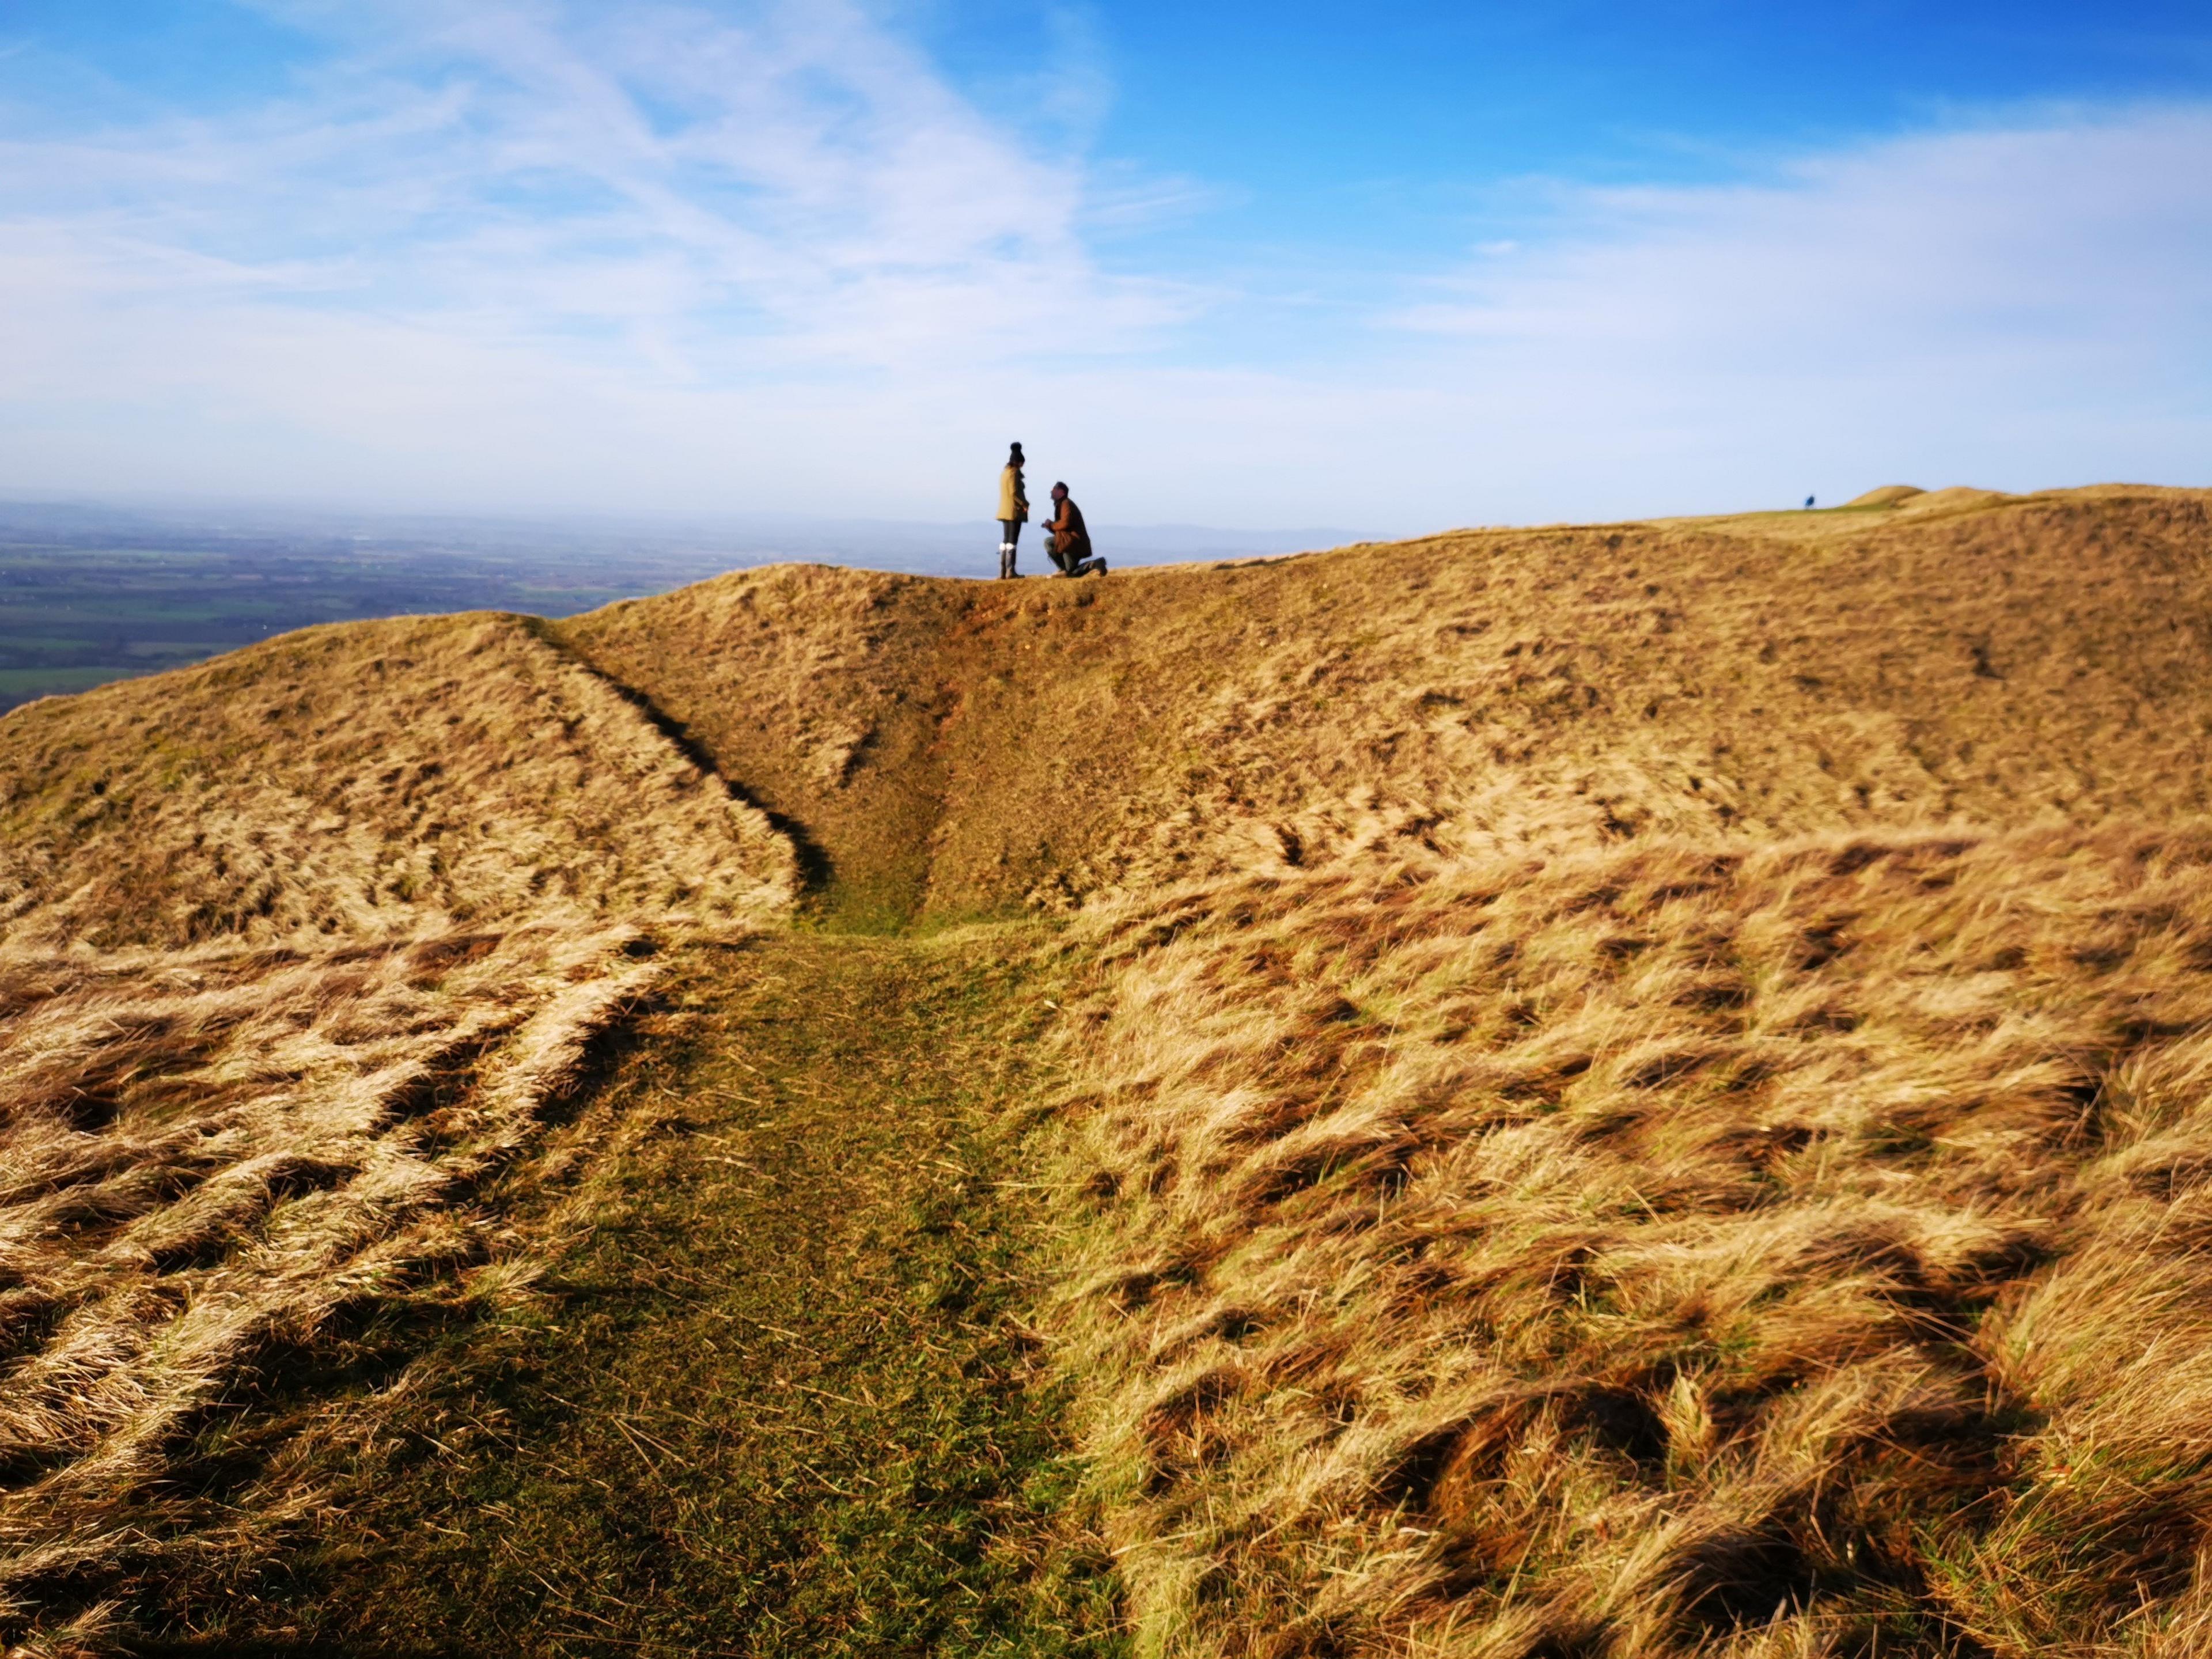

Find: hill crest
[5,482,2212,1654]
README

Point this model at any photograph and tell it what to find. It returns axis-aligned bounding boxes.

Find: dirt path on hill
[138,931,1121,1659]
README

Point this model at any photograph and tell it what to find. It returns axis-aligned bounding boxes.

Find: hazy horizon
[0,490,1369,572]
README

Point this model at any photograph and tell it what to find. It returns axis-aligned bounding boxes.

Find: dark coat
[1046,495,1090,561]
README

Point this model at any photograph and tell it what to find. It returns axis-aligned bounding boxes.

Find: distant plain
[0,532,743,713]
[0,503,1357,709]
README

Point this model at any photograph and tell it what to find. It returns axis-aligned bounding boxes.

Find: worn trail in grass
[152,930,1121,1658]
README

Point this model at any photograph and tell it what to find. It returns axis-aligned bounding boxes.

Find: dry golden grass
[566,487,2212,923]
[558,565,972,928]
[0,609,794,1624]
[0,922,661,1603]
[1047,825,2212,1657]
[2,484,2211,1652]
[0,610,792,948]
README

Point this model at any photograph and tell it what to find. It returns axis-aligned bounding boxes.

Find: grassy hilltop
[2,484,2211,1657]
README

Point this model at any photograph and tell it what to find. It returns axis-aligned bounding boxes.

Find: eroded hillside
[3,484,2211,1657]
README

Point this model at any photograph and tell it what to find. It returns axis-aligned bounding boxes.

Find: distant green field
[0,542,736,712]
[0,665,151,699]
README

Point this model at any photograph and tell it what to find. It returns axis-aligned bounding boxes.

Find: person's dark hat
[1009,442,1024,458]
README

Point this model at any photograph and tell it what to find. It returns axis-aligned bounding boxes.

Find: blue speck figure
[1804,495,1816,510]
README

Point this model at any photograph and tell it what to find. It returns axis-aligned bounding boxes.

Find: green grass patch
[134,931,1124,1658]
[0,665,150,700]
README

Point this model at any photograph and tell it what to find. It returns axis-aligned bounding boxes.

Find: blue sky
[1,1,2207,533]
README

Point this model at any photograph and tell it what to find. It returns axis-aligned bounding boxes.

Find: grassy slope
[562,488,2212,928]
[0,611,794,1649]
[549,484,2212,1658]
[1050,825,2212,1657]
[4,485,2212,1656]
[131,931,1122,1658]
[0,922,675,1620]
[555,567,974,931]
[0,609,792,948]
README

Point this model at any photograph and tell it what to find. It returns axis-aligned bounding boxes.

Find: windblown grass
[0,922,664,1612]
[1048,824,2212,1657]
[0,609,794,1639]
[5,485,2212,1653]
[0,611,791,948]
[567,487,2212,923]
[127,933,1126,1658]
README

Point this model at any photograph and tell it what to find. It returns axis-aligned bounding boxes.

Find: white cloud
[0,4,2206,532]
[1369,107,2212,520]
[0,2,1180,424]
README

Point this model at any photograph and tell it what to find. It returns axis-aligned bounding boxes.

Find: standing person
[997,443,1028,578]
[1044,482,1105,577]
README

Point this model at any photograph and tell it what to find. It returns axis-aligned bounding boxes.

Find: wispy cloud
[1397,108,2212,358]
[1357,105,2212,520]
[0,4,2206,530]
[12,1,1179,358]
[0,0,1210,513]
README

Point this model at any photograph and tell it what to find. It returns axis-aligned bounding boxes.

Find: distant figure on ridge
[1804,495,1816,510]
[1045,482,1106,578]
[997,443,1028,578]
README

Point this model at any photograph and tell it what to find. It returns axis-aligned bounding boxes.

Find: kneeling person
[1045,482,1107,577]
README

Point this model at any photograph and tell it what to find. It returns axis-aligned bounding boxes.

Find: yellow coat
[998,464,1028,523]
